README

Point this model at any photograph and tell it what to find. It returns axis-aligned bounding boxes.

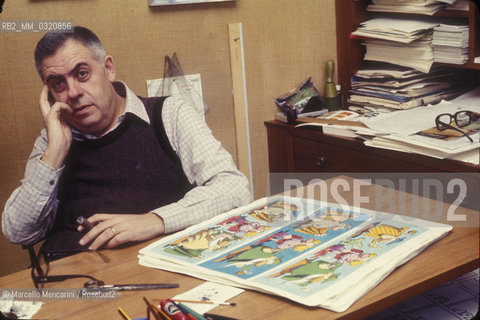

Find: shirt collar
[120,81,150,125]
[72,81,150,140]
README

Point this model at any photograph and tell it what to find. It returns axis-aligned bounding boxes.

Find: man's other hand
[77,213,166,250]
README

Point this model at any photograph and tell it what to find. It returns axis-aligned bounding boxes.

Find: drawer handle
[315,156,326,168]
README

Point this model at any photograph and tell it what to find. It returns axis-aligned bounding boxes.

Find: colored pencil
[118,307,131,320]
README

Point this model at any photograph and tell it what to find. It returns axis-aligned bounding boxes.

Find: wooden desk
[1,177,478,320]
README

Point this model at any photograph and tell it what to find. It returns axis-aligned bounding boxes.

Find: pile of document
[351,17,437,43]
[367,0,457,15]
[296,87,480,164]
[362,37,435,74]
[361,92,480,163]
[445,0,471,10]
[433,23,469,64]
[351,17,440,72]
[348,64,458,110]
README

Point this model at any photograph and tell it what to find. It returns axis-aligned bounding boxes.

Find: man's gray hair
[34,26,106,81]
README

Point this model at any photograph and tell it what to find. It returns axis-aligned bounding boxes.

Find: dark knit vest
[41,97,193,253]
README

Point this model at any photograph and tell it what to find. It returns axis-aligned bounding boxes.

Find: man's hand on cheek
[39,85,73,169]
[78,213,166,250]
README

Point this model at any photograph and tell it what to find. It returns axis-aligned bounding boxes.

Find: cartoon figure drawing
[314,244,376,266]
[257,231,321,252]
[249,201,298,223]
[361,224,417,248]
[270,259,342,286]
[215,245,282,275]
[294,209,353,236]
[340,237,365,248]
[164,228,240,259]
[212,230,321,276]
[217,215,270,237]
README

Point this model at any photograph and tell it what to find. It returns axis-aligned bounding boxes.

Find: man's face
[41,39,121,136]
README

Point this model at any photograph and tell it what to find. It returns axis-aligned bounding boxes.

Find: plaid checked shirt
[2,82,251,245]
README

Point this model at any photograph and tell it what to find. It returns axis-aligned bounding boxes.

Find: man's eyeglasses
[25,245,108,288]
[435,110,480,143]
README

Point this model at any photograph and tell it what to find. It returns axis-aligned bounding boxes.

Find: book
[138,196,452,312]
[294,110,368,138]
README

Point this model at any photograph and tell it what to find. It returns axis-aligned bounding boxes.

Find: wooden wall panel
[0,0,337,275]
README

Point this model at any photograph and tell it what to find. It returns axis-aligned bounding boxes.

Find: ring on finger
[110,227,116,237]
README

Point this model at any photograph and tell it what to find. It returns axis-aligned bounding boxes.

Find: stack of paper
[433,23,469,64]
[351,17,440,72]
[348,64,458,110]
[361,88,480,163]
[351,17,438,43]
[363,36,435,73]
[367,0,456,15]
[296,87,480,163]
[138,196,452,312]
[445,0,470,10]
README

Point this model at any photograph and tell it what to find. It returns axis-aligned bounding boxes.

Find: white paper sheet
[361,99,480,136]
[147,73,206,118]
[173,282,244,314]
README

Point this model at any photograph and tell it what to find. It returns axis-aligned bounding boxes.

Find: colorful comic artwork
[255,221,424,298]
[156,200,301,262]
[200,206,371,279]
[139,196,450,311]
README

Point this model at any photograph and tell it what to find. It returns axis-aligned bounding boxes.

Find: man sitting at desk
[1,26,251,254]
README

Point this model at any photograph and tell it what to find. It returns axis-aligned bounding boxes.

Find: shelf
[335,0,480,102]
[434,10,471,18]
[439,61,480,70]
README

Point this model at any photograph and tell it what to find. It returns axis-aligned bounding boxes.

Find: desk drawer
[291,136,432,172]
[266,120,480,174]
[292,136,361,171]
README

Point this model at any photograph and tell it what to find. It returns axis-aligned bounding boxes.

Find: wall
[0,0,337,276]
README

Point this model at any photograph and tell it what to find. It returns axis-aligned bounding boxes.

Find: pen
[97,283,179,291]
